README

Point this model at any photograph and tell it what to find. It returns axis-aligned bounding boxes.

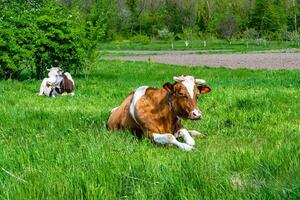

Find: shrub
[129,34,150,44]
[255,38,267,45]
[158,28,174,41]
[158,28,175,48]
[0,1,103,80]
[177,28,193,47]
[34,11,85,79]
[216,15,239,40]
[0,8,37,79]
[283,31,300,45]
[243,28,259,40]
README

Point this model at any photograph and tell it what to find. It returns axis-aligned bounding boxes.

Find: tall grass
[1,60,300,199]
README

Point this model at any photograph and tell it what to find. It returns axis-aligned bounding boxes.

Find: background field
[1,60,300,199]
[99,40,300,51]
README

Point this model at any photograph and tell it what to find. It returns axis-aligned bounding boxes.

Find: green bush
[0,1,103,80]
[283,31,300,44]
[216,15,240,40]
[34,9,85,79]
[129,34,150,44]
[158,28,174,41]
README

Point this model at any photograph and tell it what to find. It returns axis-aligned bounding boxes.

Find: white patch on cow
[177,129,195,146]
[174,75,196,98]
[129,86,149,124]
[39,78,47,96]
[39,78,55,96]
[195,78,206,85]
[182,78,195,98]
[153,133,194,151]
[64,72,75,86]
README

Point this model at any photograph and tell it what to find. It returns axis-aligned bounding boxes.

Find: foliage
[1,0,300,80]
[0,2,37,79]
[283,31,300,45]
[158,28,175,48]
[0,0,106,80]
[1,60,300,198]
[177,28,194,47]
[34,6,86,79]
[216,15,240,40]
[158,28,174,41]
[243,28,259,41]
[255,38,267,46]
[250,0,287,34]
[129,34,150,44]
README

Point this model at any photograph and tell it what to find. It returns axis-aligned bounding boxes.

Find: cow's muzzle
[189,109,202,120]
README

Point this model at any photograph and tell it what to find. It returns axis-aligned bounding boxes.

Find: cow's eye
[178,92,186,97]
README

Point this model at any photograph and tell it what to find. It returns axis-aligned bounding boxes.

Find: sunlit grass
[0,60,300,199]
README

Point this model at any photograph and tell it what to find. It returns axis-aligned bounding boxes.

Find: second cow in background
[38,67,75,97]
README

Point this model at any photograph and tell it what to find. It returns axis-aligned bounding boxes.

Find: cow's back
[63,73,74,93]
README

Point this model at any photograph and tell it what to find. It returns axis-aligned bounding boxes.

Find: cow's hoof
[179,143,194,151]
[185,138,195,146]
[189,130,205,138]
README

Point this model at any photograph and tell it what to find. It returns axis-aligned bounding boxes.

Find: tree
[250,0,287,34]
[216,15,240,41]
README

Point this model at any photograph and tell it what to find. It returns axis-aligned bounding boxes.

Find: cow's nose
[191,109,202,119]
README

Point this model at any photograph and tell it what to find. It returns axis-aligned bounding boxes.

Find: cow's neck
[160,90,181,131]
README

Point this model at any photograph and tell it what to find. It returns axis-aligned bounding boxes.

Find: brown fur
[107,81,211,139]
[107,93,143,137]
[60,74,74,94]
[134,88,180,137]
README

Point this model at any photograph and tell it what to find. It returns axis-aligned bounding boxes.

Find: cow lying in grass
[38,67,75,97]
[107,75,211,151]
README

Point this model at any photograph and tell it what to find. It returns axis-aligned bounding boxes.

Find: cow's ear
[163,82,174,92]
[198,85,211,94]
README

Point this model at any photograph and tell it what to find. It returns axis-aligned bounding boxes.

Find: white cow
[38,67,75,97]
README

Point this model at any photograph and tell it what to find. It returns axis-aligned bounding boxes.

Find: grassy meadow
[1,60,300,199]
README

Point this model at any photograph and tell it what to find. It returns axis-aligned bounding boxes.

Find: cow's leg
[188,130,205,138]
[176,129,195,146]
[61,92,74,96]
[152,133,194,151]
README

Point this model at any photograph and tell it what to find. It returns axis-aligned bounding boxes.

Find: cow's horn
[46,68,51,71]
[195,79,206,85]
[173,75,186,82]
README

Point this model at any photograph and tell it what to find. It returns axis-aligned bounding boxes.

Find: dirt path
[102,50,300,69]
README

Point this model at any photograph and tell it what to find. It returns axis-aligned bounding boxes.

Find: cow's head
[163,75,211,120]
[46,67,64,86]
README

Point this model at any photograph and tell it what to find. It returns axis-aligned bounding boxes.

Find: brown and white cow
[107,75,211,151]
[38,67,75,97]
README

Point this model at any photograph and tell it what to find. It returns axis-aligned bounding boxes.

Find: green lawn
[1,60,300,199]
[99,39,300,52]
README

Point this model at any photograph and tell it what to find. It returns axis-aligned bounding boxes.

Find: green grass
[1,60,300,199]
[99,39,300,51]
